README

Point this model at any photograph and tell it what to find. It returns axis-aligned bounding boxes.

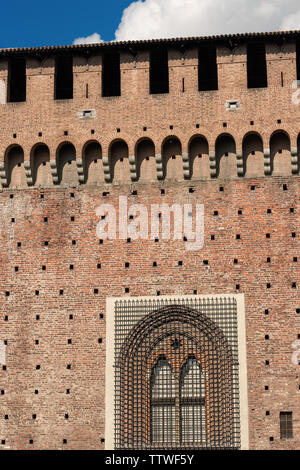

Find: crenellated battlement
[1,31,300,189]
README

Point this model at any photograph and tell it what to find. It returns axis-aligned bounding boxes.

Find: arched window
[151,357,175,444]
[180,356,206,444]
[150,354,206,446]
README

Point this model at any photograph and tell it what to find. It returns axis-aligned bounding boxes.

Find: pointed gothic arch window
[150,354,207,446]
[150,356,175,444]
[180,356,206,444]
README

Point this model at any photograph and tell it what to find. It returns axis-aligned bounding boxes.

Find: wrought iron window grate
[113,297,241,450]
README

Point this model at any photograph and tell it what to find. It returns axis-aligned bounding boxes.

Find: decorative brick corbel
[24,161,33,186]
[155,154,163,180]
[264,148,271,175]
[0,162,8,187]
[236,149,244,177]
[129,155,137,182]
[76,158,85,184]
[291,147,299,174]
[50,159,59,185]
[102,156,111,183]
[182,152,190,179]
[209,151,217,178]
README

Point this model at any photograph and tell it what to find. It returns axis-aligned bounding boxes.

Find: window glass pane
[151,405,176,443]
[181,358,206,444]
[151,359,175,444]
[280,412,293,439]
[151,359,175,399]
[181,405,206,443]
[181,358,205,398]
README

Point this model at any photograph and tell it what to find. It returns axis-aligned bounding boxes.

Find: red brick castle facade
[0,30,299,450]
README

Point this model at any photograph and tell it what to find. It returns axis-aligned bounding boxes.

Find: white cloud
[280,9,300,30]
[73,32,103,45]
[114,0,300,41]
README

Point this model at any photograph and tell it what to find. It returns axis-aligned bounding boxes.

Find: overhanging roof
[0,29,299,56]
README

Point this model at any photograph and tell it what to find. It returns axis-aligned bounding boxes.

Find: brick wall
[0,37,299,449]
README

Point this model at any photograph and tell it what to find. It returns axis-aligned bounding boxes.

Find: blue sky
[1,1,300,49]
[0,0,132,49]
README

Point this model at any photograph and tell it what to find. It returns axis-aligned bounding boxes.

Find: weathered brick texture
[0,33,299,449]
